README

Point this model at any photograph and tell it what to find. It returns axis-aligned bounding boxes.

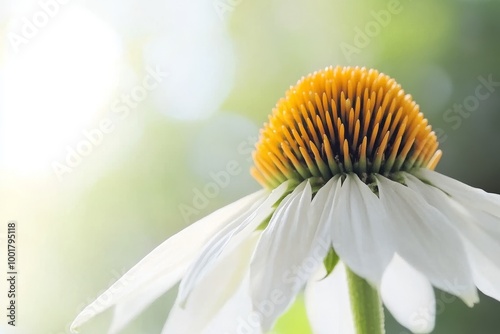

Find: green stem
[346,266,385,334]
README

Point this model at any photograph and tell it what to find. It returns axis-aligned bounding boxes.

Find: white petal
[163,232,261,334]
[404,174,500,302]
[250,181,329,331]
[331,174,394,285]
[309,176,339,242]
[110,277,181,334]
[305,262,355,334]
[381,254,435,333]
[178,182,289,304]
[416,169,500,217]
[460,209,500,300]
[308,175,339,252]
[375,175,478,306]
[466,244,500,301]
[71,190,267,333]
[203,275,263,334]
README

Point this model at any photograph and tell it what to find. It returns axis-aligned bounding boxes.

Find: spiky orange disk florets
[251,66,442,189]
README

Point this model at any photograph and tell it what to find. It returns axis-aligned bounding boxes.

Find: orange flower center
[251,66,442,189]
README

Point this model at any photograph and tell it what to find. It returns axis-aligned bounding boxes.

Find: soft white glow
[143,0,235,121]
[0,6,121,173]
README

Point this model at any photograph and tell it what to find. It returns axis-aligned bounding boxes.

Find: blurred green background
[1,0,500,333]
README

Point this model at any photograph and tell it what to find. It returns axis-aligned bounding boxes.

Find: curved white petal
[250,181,329,331]
[375,175,478,306]
[331,174,394,285]
[71,190,267,334]
[404,174,500,302]
[307,175,339,259]
[416,169,500,217]
[381,254,435,333]
[466,244,500,301]
[462,208,500,300]
[163,232,261,334]
[203,275,263,334]
[178,182,289,305]
[110,279,182,334]
[305,262,355,334]
[309,176,339,246]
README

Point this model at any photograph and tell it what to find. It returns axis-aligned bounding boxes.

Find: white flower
[71,66,500,334]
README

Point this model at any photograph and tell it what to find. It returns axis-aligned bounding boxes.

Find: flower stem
[346,266,385,334]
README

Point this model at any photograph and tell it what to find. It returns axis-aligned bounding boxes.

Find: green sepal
[323,247,339,277]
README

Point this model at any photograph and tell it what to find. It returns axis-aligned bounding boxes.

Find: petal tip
[404,306,436,334]
[69,321,80,334]
[462,290,480,308]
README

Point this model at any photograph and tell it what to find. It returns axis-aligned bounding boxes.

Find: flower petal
[109,280,182,334]
[305,262,355,334]
[461,209,500,300]
[465,244,500,301]
[416,169,500,217]
[162,232,262,334]
[375,175,478,306]
[309,176,339,244]
[404,173,500,302]
[331,174,394,285]
[178,182,289,305]
[71,190,267,333]
[250,181,329,330]
[381,254,435,334]
[203,275,262,334]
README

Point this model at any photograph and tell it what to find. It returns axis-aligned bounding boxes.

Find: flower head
[252,66,441,189]
[72,66,500,334]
